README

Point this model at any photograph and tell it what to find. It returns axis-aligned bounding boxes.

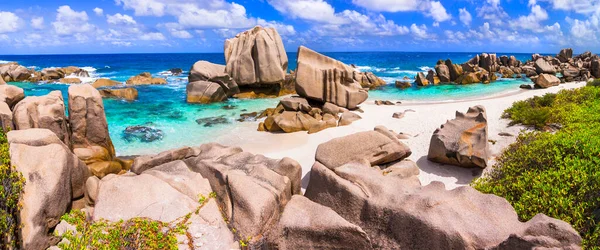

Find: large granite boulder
[224,26,288,86]
[305,161,581,249]
[125,72,167,85]
[0,84,25,109]
[8,129,89,249]
[591,59,600,78]
[268,195,372,249]
[445,59,464,81]
[186,80,227,104]
[428,105,489,168]
[92,79,121,88]
[127,143,301,242]
[99,88,138,101]
[353,71,386,89]
[0,102,13,131]
[13,91,71,147]
[435,63,451,82]
[415,72,429,86]
[189,60,239,96]
[295,46,368,109]
[8,65,32,82]
[68,85,119,177]
[534,58,557,74]
[92,160,236,249]
[274,111,320,133]
[535,74,560,88]
[557,48,573,63]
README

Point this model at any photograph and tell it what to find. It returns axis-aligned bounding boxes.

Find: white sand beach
[215,81,587,191]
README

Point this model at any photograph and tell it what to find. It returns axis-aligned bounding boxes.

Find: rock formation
[0,84,25,109]
[186,81,227,104]
[0,102,13,131]
[534,74,560,88]
[99,88,138,101]
[8,129,89,249]
[126,72,167,85]
[13,91,71,147]
[225,26,288,86]
[295,46,368,110]
[428,105,489,168]
[68,84,121,178]
[189,60,239,97]
[92,78,121,88]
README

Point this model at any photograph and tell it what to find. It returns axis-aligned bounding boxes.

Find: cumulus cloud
[510,5,549,32]
[107,13,137,25]
[425,1,451,22]
[94,7,103,16]
[31,17,44,30]
[139,32,166,40]
[52,5,95,36]
[410,23,429,39]
[0,11,22,33]
[268,0,345,24]
[257,19,297,36]
[459,8,472,26]
[352,0,422,12]
[476,0,509,25]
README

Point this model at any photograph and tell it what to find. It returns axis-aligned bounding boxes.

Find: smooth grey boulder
[0,84,24,109]
[189,61,239,96]
[13,91,71,147]
[534,58,557,74]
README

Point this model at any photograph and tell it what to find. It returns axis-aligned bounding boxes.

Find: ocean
[1,52,534,156]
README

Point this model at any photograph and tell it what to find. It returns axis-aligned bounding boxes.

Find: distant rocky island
[0,25,594,249]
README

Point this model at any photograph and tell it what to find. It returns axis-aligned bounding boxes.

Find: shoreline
[214,81,586,191]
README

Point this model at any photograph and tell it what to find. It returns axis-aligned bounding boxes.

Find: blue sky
[0,0,598,54]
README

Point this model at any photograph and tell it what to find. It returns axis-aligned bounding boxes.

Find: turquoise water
[2,52,534,155]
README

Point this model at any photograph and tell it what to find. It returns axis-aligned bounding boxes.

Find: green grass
[473,86,600,249]
[0,130,24,249]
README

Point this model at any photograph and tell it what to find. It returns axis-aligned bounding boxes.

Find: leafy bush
[502,93,556,129]
[587,78,600,87]
[473,86,600,249]
[0,130,24,249]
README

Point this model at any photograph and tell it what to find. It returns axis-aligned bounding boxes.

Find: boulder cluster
[0,63,90,83]
[420,53,501,86]
[523,48,597,88]
[15,122,580,249]
[187,26,385,106]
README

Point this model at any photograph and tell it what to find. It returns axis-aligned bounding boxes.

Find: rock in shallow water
[122,125,164,142]
[196,115,230,127]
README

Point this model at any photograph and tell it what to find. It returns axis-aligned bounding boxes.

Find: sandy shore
[214,82,587,191]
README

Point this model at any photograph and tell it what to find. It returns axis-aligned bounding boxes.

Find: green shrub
[0,130,24,249]
[502,93,556,129]
[473,86,600,249]
[587,78,600,87]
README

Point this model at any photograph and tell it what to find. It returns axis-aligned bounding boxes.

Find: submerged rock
[196,115,230,127]
[428,105,489,168]
[122,125,164,142]
[168,68,183,75]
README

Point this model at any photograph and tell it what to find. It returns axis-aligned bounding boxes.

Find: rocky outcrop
[189,60,239,97]
[415,72,429,86]
[99,88,138,101]
[395,80,411,89]
[303,126,581,249]
[557,48,573,63]
[68,84,120,178]
[13,91,71,147]
[0,102,13,131]
[186,80,227,104]
[92,160,236,249]
[428,105,488,168]
[353,71,386,89]
[435,63,451,82]
[122,143,301,244]
[225,26,288,86]
[268,195,372,249]
[8,129,89,249]
[59,78,82,84]
[92,78,121,88]
[0,63,32,82]
[0,84,25,109]
[295,46,368,109]
[125,72,167,85]
[534,73,560,88]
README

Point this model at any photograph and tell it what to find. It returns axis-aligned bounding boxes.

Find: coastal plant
[57,192,218,249]
[0,130,25,249]
[473,86,600,249]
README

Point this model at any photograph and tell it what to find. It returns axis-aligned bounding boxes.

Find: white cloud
[139,32,166,40]
[477,0,509,25]
[352,0,422,12]
[177,3,256,29]
[112,41,132,46]
[170,29,192,38]
[459,8,472,26]
[510,4,549,32]
[425,1,451,22]
[0,11,22,33]
[94,7,104,16]
[52,5,94,36]
[257,19,297,36]
[115,0,166,16]
[268,0,345,24]
[107,13,137,25]
[31,17,44,30]
[410,23,429,39]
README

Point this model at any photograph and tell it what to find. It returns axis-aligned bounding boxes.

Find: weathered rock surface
[92,78,121,88]
[59,78,82,84]
[295,46,368,109]
[435,63,451,82]
[535,73,560,88]
[354,71,386,89]
[0,84,25,109]
[534,58,557,74]
[8,129,89,249]
[395,80,411,89]
[428,105,489,168]
[186,80,227,104]
[557,48,573,63]
[304,127,581,249]
[225,26,288,86]
[93,160,236,249]
[268,195,372,249]
[13,91,71,146]
[99,88,138,101]
[68,84,119,177]
[125,72,167,85]
[189,61,239,96]
[0,102,13,131]
[415,72,429,86]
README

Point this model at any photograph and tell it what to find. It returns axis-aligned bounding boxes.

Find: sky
[0,0,598,55]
